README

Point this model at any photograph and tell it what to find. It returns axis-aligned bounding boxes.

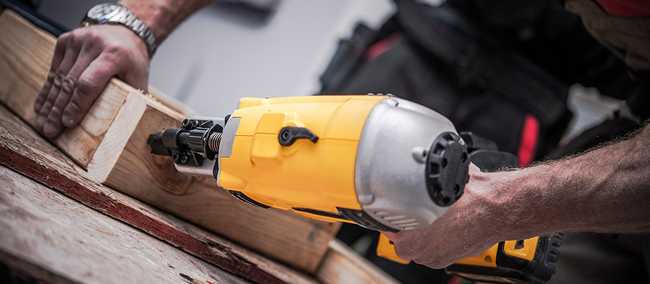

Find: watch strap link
[83,4,157,57]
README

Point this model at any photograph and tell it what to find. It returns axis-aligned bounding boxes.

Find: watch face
[87,3,121,22]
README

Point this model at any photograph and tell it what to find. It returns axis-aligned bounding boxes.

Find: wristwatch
[82,3,157,57]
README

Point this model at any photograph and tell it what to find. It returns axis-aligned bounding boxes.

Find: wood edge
[86,92,147,183]
[148,86,191,115]
[110,79,185,120]
[317,240,399,284]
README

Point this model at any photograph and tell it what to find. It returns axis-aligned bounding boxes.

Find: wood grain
[0,166,251,284]
[0,105,314,284]
[0,10,132,167]
[318,240,399,284]
[0,9,339,272]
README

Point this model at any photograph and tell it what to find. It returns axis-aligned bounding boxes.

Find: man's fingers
[34,73,55,113]
[50,31,70,73]
[44,40,103,137]
[36,33,80,134]
[62,55,118,128]
[36,33,75,115]
[35,25,152,135]
[42,76,75,137]
[34,32,69,112]
[390,231,424,261]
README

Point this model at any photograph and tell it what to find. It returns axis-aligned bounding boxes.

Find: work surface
[0,166,248,284]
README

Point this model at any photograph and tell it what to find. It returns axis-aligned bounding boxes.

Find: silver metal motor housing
[354,97,461,231]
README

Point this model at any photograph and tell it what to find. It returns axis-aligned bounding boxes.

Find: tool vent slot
[338,208,398,232]
[372,210,419,230]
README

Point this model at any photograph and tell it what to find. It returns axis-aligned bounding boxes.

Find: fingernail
[53,74,62,88]
[36,115,47,128]
[62,76,75,94]
[43,122,59,138]
[62,114,76,128]
[39,102,52,115]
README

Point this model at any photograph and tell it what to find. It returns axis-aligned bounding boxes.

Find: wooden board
[0,10,132,167]
[0,166,250,284]
[0,105,315,284]
[317,240,399,284]
[0,9,339,272]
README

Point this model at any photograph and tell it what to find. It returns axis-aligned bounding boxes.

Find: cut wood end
[87,93,147,182]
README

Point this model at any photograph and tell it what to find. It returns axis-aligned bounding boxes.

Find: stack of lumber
[0,7,398,284]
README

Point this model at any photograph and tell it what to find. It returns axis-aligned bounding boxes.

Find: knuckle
[58,32,72,43]
[101,52,120,66]
[64,99,82,115]
[76,78,94,94]
[100,53,125,72]
[105,44,128,57]
[46,109,60,122]
[83,30,105,48]
[67,31,79,45]
[77,76,103,94]
[44,93,58,104]
[40,100,52,109]
[66,30,84,50]
[49,106,63,118]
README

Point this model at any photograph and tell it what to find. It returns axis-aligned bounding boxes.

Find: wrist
[118,0,169,43]
[480,167,556,240]
[119,0,211,44]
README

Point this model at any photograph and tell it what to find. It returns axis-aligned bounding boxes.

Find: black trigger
[278,127,319,146]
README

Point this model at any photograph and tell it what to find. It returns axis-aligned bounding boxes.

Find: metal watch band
[83,3,157,57]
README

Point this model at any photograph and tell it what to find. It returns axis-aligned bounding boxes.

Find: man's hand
[34,25,150,138]
[387,122,650,269]
[385,165,526,269]
[32,0,213,138]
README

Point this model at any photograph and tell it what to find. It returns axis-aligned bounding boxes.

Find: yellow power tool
[148,95,561,283]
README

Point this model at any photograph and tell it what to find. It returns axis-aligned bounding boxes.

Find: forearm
[493,124,650,239]
[120,0,212,43]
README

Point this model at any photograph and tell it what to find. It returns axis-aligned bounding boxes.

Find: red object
[366,34,400,61]
[447,276,463,284]
[596,0,650,16]
[518,115,539,167]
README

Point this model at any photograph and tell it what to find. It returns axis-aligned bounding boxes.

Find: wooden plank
[0,10,132,167]
[0,105,315,284]
[0,9,339,272]
[318,240,399,284]
[0,166,250,284]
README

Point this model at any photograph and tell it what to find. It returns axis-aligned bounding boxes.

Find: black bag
[320,0,576,165]
[325,1,648,282]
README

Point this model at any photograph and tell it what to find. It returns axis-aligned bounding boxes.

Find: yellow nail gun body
[148,95,560,283]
